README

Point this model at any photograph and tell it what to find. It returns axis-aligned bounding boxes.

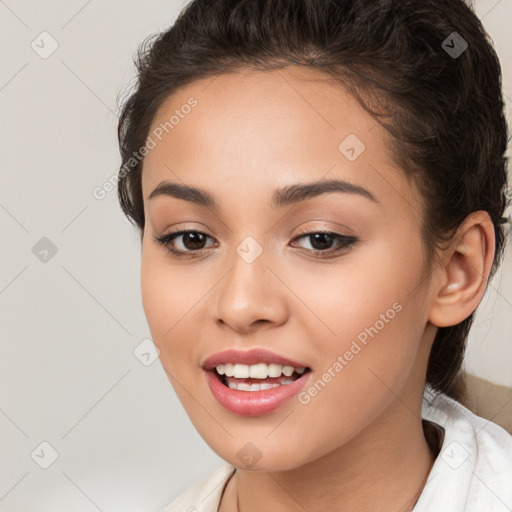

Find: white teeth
[233,363,250,378]
[215,362,307,379]
[267,363,282,378]
[228,381,282,391]
[249,363,268,379]
[282,365,294,377]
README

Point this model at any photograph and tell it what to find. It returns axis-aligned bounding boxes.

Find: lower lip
[205,369,311,416]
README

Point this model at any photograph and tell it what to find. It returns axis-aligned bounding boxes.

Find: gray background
[0,0,511,510]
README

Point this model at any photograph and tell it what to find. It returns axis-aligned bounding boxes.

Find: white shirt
[164,386,512,511]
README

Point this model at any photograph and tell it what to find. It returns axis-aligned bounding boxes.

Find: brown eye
[306,233,335,251]
[291,231,357,257]
[153,230,216,258]
[177,232,208,250]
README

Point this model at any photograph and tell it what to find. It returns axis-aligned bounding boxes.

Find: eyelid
[291,220,356,238]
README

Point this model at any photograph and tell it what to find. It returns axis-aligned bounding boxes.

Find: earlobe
[429,211,495,328]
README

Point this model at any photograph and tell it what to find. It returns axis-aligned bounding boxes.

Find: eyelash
[152,229,357,260]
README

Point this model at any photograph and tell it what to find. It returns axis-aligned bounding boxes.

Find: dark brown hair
[116,0,510,398]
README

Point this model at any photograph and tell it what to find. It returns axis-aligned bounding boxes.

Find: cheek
[140,251,169,339]
[140,245,199,367]
[288,230,426,342]
[339,235,427,368]
[291,233,428,416]
[140,250,211,417]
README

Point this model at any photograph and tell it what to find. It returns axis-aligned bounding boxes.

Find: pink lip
[205,368,311,416]
[202,348,309,370]
[202,348,311,416]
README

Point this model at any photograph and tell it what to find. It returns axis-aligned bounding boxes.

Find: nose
[215,245,288,334]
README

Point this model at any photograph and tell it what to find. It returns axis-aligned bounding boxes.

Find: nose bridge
[215,233,287,331]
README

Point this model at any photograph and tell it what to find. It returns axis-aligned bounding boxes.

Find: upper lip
[202,348,309,370]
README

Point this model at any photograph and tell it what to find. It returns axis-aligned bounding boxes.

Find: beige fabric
[453,372,512,434]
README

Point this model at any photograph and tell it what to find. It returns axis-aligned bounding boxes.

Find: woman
[116,0,512,510]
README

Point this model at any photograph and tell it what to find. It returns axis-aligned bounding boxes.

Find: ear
[428,211,496,328]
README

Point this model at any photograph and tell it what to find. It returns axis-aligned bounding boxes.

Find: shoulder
[163,464,236,512]
[416,386,512,511]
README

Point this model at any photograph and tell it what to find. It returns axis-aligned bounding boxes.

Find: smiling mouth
[213,363,312,392]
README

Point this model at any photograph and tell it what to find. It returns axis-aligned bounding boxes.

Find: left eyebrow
[148,178,379,210]
[271,178,379,208]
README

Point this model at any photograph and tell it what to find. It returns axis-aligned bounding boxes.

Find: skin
[139,66,495,512]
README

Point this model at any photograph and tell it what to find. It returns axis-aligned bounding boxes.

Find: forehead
[141,66,418,217]
[145,66,378,165]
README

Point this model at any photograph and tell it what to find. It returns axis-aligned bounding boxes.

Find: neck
[235,387,436,512]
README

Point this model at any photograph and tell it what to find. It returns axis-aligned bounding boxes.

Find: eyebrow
[148,178,378,210]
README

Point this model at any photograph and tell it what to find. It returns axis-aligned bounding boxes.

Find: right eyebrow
[149,181,218,209]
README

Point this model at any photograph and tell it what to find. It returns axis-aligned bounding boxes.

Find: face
[140,66,438,470]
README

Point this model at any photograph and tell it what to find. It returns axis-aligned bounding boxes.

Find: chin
[197,428,321,472]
